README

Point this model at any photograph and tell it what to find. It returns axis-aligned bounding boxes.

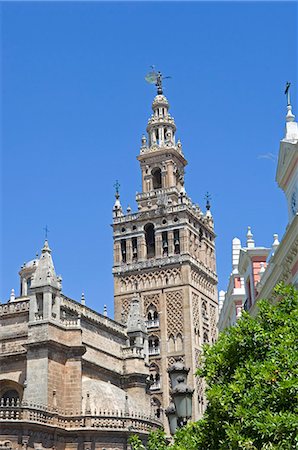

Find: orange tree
[150,284,298,450]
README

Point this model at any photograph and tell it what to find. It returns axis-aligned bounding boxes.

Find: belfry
[112,75,218,427]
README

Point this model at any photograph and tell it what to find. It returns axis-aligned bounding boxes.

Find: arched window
[176,333,183,352]
[0,380,23,406]
[151,397,162,419]
[201,300,208,319]
[203,331,209,344]
[144,223,155,258]
[168,334,175,353]
[149,363,161,390]
[147,304,159,328]
[152,168,162,189]
[149,335,160,355]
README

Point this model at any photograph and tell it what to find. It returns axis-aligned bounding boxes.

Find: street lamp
[166,362,194,434]
[165,402,177,435]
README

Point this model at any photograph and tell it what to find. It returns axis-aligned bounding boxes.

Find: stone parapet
[0,398,161,433]
[0,299,29,316]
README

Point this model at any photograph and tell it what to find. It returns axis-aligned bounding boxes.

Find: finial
[127,205,131,214]
[259,262,266,278]
[10,288,15,302]
[205,192,211,211]
[272,233,280,254]
[114,180,120,199]
[103,305,107,317]
[43,225,50,240]
[81,292,85,306]
[141,134,147,147]
[246,226,255,248]
[285,82,295,122]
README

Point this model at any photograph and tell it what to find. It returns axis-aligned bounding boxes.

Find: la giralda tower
[112,73,218,428]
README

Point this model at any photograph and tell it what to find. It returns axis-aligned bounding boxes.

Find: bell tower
[112,77,218,427]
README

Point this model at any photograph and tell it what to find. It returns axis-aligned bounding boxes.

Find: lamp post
[166,362,194,434]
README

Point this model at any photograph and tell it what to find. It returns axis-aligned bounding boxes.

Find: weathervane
[43,225,49,240]
[285,81,291,106]
[114,180,120,198]
[145,66,171,95]
[204,192,211,211]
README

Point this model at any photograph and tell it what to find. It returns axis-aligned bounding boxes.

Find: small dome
[152,94,169,109]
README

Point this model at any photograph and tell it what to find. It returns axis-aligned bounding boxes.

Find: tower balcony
[113,253,218,283]
[135,186,180,202]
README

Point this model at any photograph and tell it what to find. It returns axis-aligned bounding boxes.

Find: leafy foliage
[147,428,168,450]
[148,284,298,450]
[128,434,145,450]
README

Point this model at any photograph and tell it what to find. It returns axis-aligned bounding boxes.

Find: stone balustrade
[122,347,144,358]
[0,399,161,433]
[0,299,29,316]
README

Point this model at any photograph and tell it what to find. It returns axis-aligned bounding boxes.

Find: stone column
[43,291,52,320]
[114,241,121,264]
[155,232,162,258]
[180,228,187,254]
[29,293,37,322]
[138,235,147,261]
[126,239,133,263]
[168,231,174,256]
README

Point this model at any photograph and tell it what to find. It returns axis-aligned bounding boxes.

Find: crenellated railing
[0,399,161,432]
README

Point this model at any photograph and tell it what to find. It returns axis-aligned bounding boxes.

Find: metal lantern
[165,402,177,435]
[172,376,194,420]
[167,361,190,389]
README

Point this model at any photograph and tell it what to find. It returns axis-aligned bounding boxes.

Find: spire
[31,240,61,290]
[112,180,123,218]
[246,227,255,248]
[205,192,212,219]
[126,296,146,334]
[284,82,298,141]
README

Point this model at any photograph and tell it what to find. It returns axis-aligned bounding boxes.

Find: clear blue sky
[1,2,297,316]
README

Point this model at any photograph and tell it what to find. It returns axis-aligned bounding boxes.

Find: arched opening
[176,333,183,352]
[147,304,159,328]
[201,300,208,319]
[0,380,23,406]
[168,334,175,353]
[149,335,160,355]
[203,331,209,344]
[144,223,155,258]
[149,363,160,390]
[151,397,162,419]
[152,168,162,189]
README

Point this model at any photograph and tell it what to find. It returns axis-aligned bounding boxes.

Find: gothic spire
[31,239,61,290]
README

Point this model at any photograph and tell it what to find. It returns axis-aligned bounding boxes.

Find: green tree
[150,284,298,450]
[128,434,145,450]
[147,428,168,450]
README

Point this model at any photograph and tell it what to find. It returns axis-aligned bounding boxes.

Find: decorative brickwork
[143,294,160,312]
[120,268,181,293]
[166,290,183,337]
[209,303,217,343]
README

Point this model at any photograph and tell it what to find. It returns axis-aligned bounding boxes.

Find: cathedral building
[0,239,160,449]
[0,77,218,448]
[112,81,218,426]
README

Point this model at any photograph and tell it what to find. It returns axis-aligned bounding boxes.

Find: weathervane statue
[145,66,171,95]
